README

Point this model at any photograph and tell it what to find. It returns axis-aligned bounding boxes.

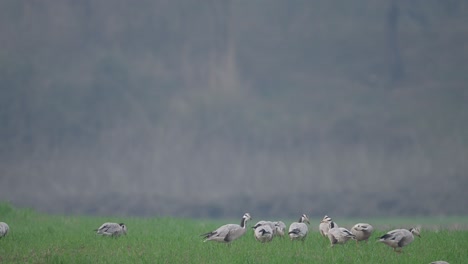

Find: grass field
[0,203,466,263]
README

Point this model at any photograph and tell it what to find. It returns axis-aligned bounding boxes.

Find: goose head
[243,213,252,221]
[409,227,421,238]
[300,214,310,224]
[320,215,332,223]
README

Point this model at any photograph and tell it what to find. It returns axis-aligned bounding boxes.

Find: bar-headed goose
[319,215,338,237]
[0,222,9,238]
[288,214,310,241]
[274,221,286,238]
[201,213,252,244]
[327,226,356,247]
[378,227,421,252]
[254,224,273,243]
[351,223,374,243]
[95,222,127,237]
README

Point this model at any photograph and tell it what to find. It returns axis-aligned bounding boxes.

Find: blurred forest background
[1,0,467,218]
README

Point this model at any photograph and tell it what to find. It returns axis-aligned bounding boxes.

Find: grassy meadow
[0,204,467,263]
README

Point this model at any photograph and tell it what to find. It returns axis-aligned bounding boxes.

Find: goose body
[201,213,251,243]
[319,215,338,237]
[0,222,9,238]
[288,214,310,241]
[252,221,276,233]
[378,227,420,252]
[95,222,127,237]
[328,227,356,246]
[254,224,273,243]
[351,223,374,243]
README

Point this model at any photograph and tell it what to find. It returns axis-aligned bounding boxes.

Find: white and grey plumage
[274,221,286,238]
[319,215,338,237]
[252,221,276,233]
[378,227,421,252]
[288,214,310,241]
[351,223,374,243]
[328,226,356,247]
[201,213,252,244]
[95,222,127,237]
[254,224,273,243]
[0,222,9,238]
[430,261,449,264]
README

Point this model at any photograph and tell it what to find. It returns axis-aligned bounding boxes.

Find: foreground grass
[0,205,466,263]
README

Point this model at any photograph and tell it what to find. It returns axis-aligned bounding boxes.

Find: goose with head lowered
[253,224,274,243]
[378,227,421,252]
[201,213,252,244]
[327,225,356,247]
[95,222,127,237]
[350,223,374,243]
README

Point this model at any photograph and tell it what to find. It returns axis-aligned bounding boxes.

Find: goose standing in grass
[319,215,338,237]
[201,213,252,244]
[327,226,356,247]
[378,227,421,252]
[95,222,127,237]
[288,214,310,241]
[0,222,9,238]
[253,224,274,243]
[351,223,374,243]
[274,221,286,238]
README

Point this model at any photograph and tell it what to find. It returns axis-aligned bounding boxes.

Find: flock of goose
[198,213,448,264]
[0,216,449,263]
[201,214,422,251]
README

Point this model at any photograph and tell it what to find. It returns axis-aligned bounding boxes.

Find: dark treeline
[1,0,467,218]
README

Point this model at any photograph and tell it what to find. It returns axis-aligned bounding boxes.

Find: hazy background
[1,0,467,218]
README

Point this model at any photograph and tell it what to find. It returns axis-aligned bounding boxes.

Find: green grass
[0,204,466,263]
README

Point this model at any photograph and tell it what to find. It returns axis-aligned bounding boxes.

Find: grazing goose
[378,227,421,252]
[274,221,287,238]
[254,224,274,243]
[288,214,310,241]
[351,223,374,243]
[327,226,356,247]
[95,222,127,237]
[0,222,9,238]
[201,213,252,244]
[319,215,338,237]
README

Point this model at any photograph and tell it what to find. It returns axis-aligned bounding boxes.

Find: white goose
[0,222,9,238]
[327,226,356,247]
[319,215,338,237]
[95,222,127,237]
[378,227,421,252]
[201,213,252,244]
[350,223,374,243]
[288,214,310,241]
